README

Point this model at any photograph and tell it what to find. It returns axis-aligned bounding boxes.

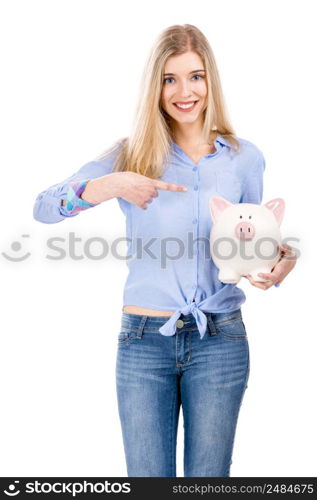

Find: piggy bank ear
[264,198,285,225]
[209,196,232,223]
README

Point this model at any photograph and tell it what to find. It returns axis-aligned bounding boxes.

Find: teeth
[175,102,196,109]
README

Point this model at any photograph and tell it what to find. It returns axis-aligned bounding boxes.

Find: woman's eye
[192,74,203,81]
[163,74,204,84]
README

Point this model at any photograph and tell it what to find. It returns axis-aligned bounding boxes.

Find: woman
[33,24,296,477]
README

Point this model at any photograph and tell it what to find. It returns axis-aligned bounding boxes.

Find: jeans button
[176,319,184,328]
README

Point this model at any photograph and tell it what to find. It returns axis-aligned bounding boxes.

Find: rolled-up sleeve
[33,160,114,223]
[59,178,99,216]
[33,137,126,223]
[239,151,266,204]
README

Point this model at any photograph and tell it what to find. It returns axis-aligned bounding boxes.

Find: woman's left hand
[245,243,297,290]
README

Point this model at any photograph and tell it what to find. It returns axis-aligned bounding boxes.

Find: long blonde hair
[95,24,240,178]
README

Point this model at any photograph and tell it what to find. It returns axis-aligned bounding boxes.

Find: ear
[209,196,233,223]
[263,198,285,225]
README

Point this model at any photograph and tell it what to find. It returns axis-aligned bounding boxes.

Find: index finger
[153,180,188,192]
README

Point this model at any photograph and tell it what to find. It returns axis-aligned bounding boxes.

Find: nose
[235,221,255,241]
[178,79,193,97]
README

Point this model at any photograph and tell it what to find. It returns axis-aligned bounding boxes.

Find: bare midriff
[123,305,174,316]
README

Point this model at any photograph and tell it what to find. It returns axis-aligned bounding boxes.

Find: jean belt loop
[207,314,217,336]
[136,315,147,339]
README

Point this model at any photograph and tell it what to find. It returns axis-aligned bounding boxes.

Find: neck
[171,119,211,147]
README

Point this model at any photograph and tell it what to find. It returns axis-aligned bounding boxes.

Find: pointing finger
[153,180,188,192]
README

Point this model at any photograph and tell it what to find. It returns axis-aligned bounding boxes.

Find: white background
[0,0,316,477]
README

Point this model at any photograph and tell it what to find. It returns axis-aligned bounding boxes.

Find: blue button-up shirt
[33,134,265,339]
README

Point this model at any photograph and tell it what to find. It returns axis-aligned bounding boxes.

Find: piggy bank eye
[249,215,252,219]
[239,215,242,219]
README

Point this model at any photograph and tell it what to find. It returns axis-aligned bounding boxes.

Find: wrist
[106,171,127,198]
[90,172,125,201]
[80,179,102,204]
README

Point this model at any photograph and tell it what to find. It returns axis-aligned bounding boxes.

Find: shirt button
[176,319,184,328]
[192,166,198,171]
[192,218,198,224]
[194,185,198,191]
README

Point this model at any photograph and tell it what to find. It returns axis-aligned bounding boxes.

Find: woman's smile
[173,100,199,112]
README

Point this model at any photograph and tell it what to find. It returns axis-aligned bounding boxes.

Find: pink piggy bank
[209,196,285,284]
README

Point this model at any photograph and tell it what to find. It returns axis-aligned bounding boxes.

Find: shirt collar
[171,133,232,151]
[215,134,232,148]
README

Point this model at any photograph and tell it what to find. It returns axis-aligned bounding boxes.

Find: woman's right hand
[81,171,188,209]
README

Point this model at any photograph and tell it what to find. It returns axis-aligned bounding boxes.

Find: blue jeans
[115,308,250,477]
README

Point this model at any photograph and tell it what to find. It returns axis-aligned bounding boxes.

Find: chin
[171,112,202,123]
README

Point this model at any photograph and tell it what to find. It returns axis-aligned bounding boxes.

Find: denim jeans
[115,308,250,477]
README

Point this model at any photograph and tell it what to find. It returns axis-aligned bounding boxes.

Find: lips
[173,100,198,105]
[173,100,198,104]
[172,100,199,112]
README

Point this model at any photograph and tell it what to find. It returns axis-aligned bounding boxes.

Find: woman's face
[160,51,208,127]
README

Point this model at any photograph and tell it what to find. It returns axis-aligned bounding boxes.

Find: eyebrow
[163,69,206,76]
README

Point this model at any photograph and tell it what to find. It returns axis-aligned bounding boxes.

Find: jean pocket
[117,328,132,346]
[215,317,247,340]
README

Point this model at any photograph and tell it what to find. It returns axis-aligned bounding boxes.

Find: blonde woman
[34,24,296,477]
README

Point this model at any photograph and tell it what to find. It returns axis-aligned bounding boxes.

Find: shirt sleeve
[59,178,97,216]
[239,151,266,204]
[33,141,124,224]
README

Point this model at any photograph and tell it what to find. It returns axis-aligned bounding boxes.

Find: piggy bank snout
[235,221,255,241]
